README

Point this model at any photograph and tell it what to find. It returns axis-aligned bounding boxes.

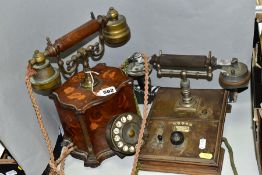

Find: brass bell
[102,7,131,47]
[29,50,61,96]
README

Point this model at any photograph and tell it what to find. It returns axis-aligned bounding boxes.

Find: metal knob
[170,131,184,145]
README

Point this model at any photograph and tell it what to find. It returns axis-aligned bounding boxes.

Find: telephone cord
[131,53,149,175]
[25,64,75,175]
[222,137,238,175]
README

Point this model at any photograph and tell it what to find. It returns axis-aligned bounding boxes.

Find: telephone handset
[27,7,141,168]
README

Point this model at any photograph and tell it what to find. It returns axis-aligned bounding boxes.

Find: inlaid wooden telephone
[27,7,141,167]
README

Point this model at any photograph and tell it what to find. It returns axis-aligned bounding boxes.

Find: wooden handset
[45,19,101,57]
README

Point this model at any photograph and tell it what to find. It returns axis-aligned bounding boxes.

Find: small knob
[170,131,184,145]
[35,50,46,63]
[157,135,163,142]
[107,7,119,20]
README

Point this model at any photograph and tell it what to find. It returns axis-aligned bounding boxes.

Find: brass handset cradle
[29,7,131,95]
[178,71,197,109]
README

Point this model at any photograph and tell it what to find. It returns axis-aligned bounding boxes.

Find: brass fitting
[29,50,61,96]
[102,7,130,47]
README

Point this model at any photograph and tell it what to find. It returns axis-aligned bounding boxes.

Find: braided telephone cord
[131,53,149,175]
[25,64,75,175]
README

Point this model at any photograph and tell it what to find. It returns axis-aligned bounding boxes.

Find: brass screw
[129,129,136,138]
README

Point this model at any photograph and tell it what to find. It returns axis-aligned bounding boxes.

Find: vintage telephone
[134,51,250,175]
[27,7,142,167]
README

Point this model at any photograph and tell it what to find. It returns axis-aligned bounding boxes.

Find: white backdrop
[0,0,257,175]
